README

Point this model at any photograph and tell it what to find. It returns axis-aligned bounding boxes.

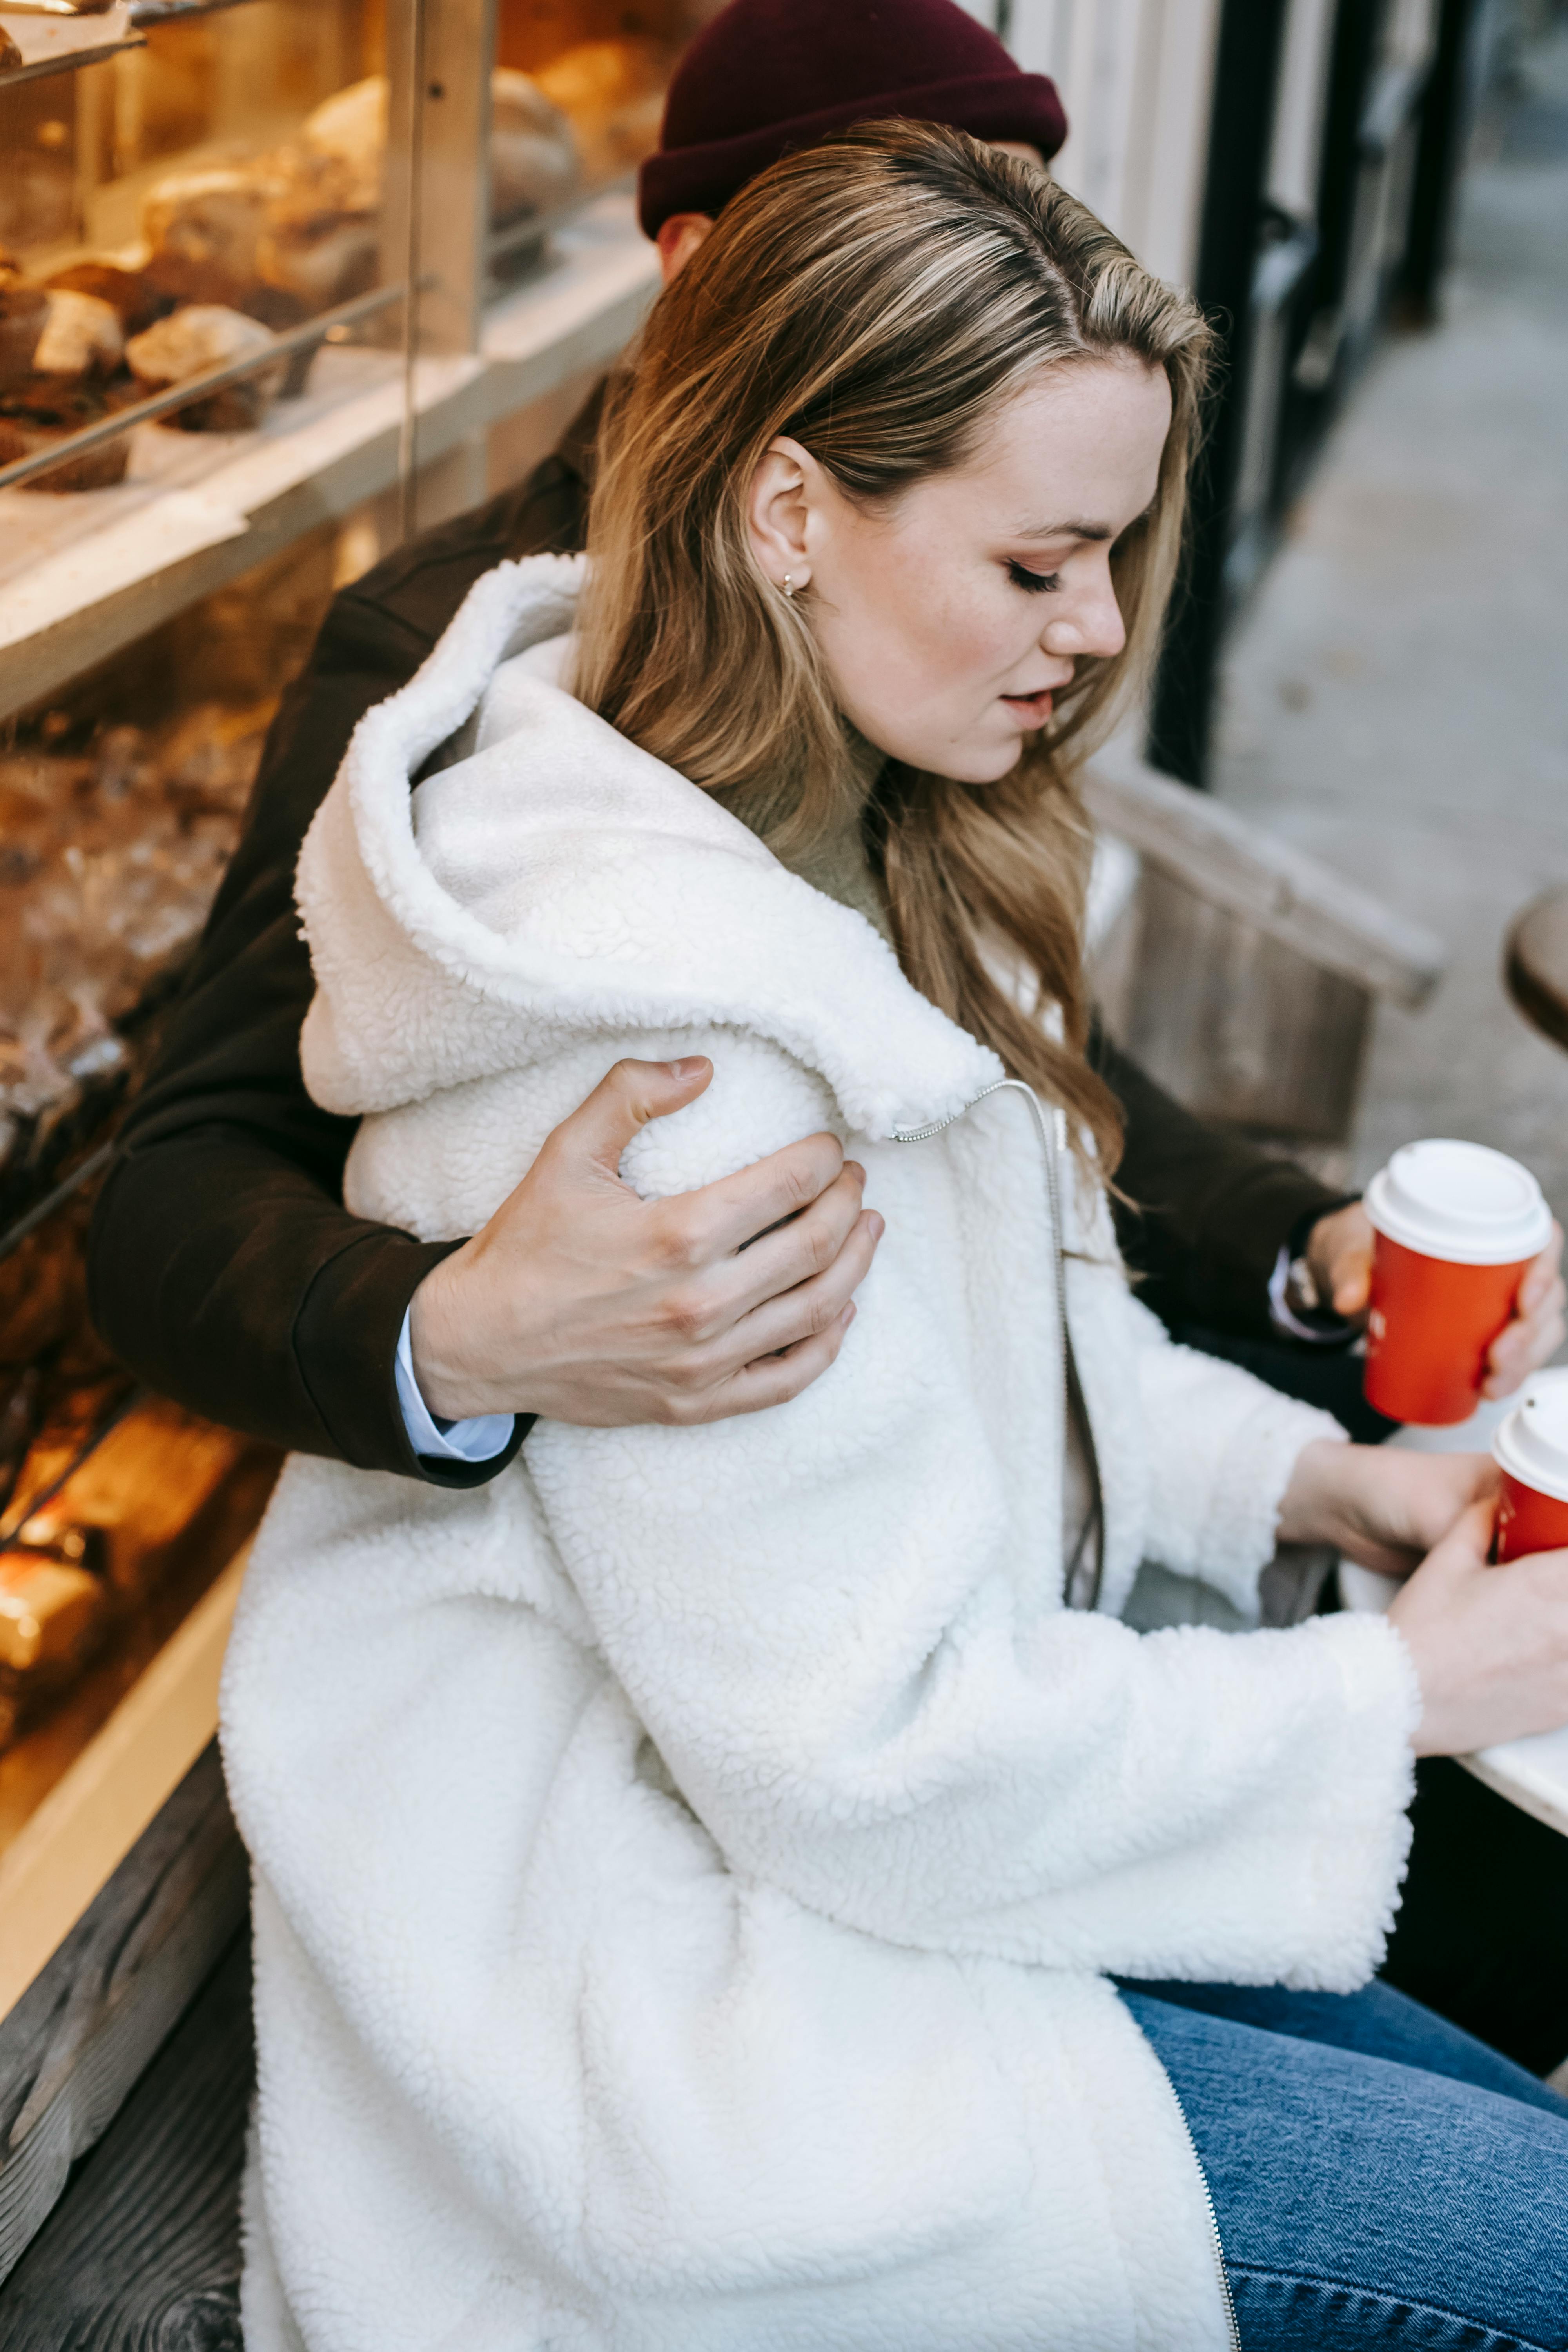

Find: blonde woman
[224,125,1568,2352]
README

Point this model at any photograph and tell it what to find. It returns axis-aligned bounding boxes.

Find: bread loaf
[127,303,284,430]
[33,290,124,379]
[142,164,287,309]
[0,284,47,394]
[490,70,581,223]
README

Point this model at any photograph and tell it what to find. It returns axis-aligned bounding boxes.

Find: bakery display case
[0,0,720,719]
[0,0,715,2186]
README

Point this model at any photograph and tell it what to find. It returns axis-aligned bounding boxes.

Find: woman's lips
[1001,688,1054,722]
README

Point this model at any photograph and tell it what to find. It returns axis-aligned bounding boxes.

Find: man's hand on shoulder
[409,1057,883,1428]
[1304,1199,1565,1397]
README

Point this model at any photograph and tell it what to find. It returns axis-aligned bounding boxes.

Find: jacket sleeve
[528,1031,1419,1997]
[1122,1289,1347,1616]
[86,454,591,1479]
[1093,1023,1352,1341]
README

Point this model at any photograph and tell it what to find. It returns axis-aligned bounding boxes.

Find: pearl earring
[782,573,797,599]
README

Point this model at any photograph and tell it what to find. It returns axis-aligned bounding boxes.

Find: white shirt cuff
[395,1308,515,1463]
[1267,1243,1357,1347]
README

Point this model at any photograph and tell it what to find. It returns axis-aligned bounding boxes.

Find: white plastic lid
[1364,1139,1552,1266]
[1494,1368,1568,1504]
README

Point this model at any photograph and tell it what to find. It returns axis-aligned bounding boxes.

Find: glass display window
[0,501,391,1801]
[0,0,416,503]
[0,0,713,1937]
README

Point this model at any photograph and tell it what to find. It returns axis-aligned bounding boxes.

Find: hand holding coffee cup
[1493,1370,1568,1563]
[1363,1140,1554,1426]
[1303,1198,1563,1397]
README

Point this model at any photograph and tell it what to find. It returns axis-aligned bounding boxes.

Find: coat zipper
[891,1079,1242,2352]
[1169,2081,1243,2350]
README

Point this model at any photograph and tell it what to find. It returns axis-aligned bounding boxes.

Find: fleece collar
[318,552,1002,1140]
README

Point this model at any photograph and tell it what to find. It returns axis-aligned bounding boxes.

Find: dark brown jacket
[87,390,1344,1484]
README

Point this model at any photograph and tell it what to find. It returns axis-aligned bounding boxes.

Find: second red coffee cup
[1364,1139,1551,1426]
[1493,1370,1568,1562]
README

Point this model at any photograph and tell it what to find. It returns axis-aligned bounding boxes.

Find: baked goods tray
[0,0,281,83]
[0,193,657,723]
[0,4,140,89]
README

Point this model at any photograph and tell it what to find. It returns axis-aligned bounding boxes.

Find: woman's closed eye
[1007,559,1062,594]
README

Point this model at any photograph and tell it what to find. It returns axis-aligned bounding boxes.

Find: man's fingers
[1515,1227,1562,1313]
[1307,1201,1374,1320]
[703,1305,858,1419]
[548,1057,714,1183]
[661,1131,850,1261]
[701,1165,869,1320]
[715,1208,883,1365]
[1330,1263,1372,1319]
[1483,1256,1567,1396]
[1325,1231,1373,1318]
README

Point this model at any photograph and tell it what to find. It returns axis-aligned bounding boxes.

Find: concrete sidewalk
[1214,25,1568,1243]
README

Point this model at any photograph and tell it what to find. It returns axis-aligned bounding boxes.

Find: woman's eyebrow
[1013,500,1156,544]
[1014,519,1114,543]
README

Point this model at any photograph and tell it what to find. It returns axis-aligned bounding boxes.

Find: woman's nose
[1041,578,1126,662]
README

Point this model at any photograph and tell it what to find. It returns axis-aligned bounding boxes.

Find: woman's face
[746,355,1172,783]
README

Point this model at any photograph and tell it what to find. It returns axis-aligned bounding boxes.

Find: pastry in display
[490,70,582,222]
[127,303,284,430]
[0,282,47,392]
[300,68,580,231]
[12,437,129,492]
[11,1396,250,1601]
[44,260,171,338]
[0,665,284,1751]
[255,183,379,314]
[0,363,137,488]
[141,164,287,312]
[0,1394,268,1749]
[32,289,123,378]
[0,1551,105,1732]
[534,37,671,185]
[299,77,386,218]
[0,409,130,490]
[0,695,269,1207]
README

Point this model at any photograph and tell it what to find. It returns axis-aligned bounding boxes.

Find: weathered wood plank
[0,1745,246,2289]
[0,1931,250,2351]
[1117,867,1375,1143]
[1083,745,1446,1008]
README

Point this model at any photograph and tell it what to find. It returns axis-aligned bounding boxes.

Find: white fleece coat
[222,554,1420,2352]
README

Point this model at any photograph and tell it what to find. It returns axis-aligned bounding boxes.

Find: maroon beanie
[637,0,1067,238]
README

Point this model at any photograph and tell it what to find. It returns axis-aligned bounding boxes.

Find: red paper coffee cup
[1364,1139,1551,1426]
[1494,1370,1568,1562]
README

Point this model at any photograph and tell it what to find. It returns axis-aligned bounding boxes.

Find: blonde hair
[574,120,1213,1171]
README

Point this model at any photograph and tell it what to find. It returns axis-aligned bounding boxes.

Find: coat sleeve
[526,1029,1418,1998]
[1123,1289,1348,1616]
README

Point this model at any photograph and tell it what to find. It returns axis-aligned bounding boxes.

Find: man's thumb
[555,1056,713,1179]
[1330,1257,1372,1318]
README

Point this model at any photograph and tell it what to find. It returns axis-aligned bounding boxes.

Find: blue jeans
[1120,1977,1568,2350]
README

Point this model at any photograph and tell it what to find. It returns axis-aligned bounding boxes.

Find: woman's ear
[747,436,818,595]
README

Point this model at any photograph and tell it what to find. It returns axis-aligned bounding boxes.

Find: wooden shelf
[0,192,658,724]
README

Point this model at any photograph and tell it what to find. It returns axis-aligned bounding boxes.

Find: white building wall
[1005,0,1221,289]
